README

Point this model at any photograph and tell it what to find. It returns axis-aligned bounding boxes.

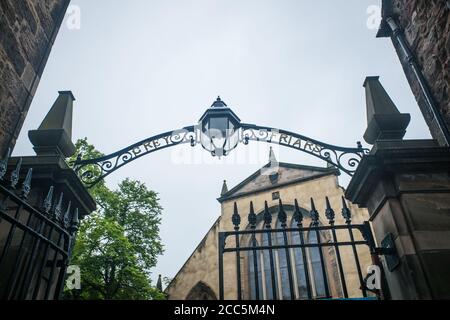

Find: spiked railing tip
[325,196,331,208]
[2,147,11,158]
[10,158,22,188]
[263,200,272,228]
[278,198,285,215]
[54,193,64,220]
[69,208,80,234]
[277,198,287,226]
[341,196,348,208]
[310,197,319,226]
[294,198,299,210]
[248,201,257,228]
[325,196,335,224]
[43,186,54,213]
[232,202,241,230]
[21,168,33,199]
[293,199,303,225]
[0,147,11,180]
[310,197,316,211]
[341,196,351,223]
[64,201,72,227]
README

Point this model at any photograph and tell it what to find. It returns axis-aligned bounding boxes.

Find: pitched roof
[218,162,338,203]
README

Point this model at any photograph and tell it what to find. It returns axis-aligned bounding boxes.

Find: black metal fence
[0,156,79,300]
[218,198,388,300]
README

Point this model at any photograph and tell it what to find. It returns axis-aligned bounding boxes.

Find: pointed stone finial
[267,147,280,184]
[28,91,76,157]
[156,274,163,291]
[269,146,278,164]
[221,180,228,196]
[363,76,411,144]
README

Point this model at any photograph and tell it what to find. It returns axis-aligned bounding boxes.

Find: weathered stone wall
[391,0,450,143]
[0,0,70,156]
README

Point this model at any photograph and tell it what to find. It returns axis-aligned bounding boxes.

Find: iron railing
[219,197,388,300]
[0,155,79,300]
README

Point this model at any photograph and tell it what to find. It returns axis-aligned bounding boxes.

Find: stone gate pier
[346,77,450,299]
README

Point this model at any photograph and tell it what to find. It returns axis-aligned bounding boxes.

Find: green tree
[66,138,165,300]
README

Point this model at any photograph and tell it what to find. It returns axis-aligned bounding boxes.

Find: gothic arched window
[308,230,326,298]
[291,219,308,299]
[261,232,277,299]
[186,281,217,300]
[245,206,337,300]
[275,220,291,300]
[248,239,263,300]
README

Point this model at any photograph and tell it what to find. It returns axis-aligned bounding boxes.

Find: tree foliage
[66,138,165,300]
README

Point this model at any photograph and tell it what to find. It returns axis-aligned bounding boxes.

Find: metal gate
[0,159,79,300]
[218,197,390,300]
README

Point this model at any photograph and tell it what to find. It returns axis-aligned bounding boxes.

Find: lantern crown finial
[211,96,227,108]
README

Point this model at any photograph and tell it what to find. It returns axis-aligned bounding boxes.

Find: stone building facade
[165,157,372,300]
[0,0,70,156]
[378,0,450,145]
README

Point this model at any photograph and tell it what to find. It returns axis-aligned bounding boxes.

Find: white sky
[14,0,431,287]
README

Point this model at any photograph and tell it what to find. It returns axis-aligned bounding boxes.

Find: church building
[165,150,372,300]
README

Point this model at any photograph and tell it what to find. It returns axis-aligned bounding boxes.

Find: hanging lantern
[199,97,241,157]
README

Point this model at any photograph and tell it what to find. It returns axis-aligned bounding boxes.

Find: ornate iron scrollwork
[73,126,197,187]
[73,123,368,188]
[240,124,369,176]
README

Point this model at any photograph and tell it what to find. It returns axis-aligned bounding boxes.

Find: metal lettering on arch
[73,97,369,188]
[240,124,369,176]
[73,126,198,187]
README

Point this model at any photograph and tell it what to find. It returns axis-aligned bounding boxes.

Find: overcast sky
[14,0,431,287]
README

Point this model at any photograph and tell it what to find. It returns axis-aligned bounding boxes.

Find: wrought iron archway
[73,98,369,188]
[73,123,368,188]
